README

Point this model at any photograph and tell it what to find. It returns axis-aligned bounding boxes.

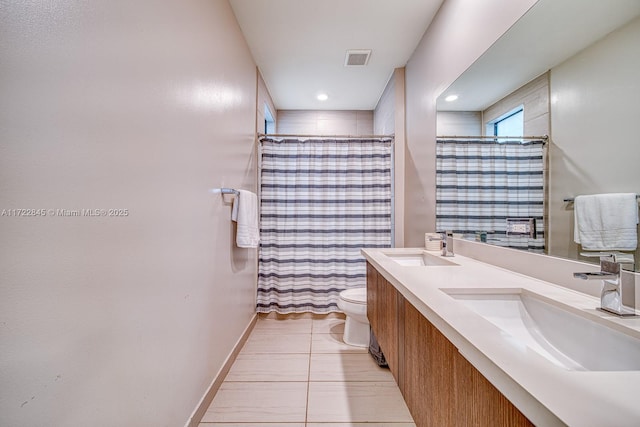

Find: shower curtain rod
[437,135,548,143]
[258,133,394,140]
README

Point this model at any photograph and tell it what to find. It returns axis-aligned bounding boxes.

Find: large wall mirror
[436,0,640,271]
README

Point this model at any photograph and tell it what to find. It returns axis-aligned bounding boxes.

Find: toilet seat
[340,288,366,304]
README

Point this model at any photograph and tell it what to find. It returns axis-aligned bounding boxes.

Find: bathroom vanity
[363,243,640,427]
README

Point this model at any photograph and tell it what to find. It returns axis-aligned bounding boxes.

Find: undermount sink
[443,288,640,371]
[384,251,459,267]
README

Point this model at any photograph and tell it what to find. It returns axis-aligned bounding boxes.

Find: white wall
[548,16,640,263]
[403,0,538,246]
[0,1,258,426]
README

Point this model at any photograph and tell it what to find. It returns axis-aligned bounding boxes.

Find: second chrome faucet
[574,259,636,317]
[441,231,454,257]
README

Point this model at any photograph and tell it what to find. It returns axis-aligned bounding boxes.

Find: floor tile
[200,317,414,426]
[312,317,346,334]
[307,382,413,423]
[240,332,311,354]
[201,424,305,427]
[254,317,313,334]
[225,353,310,382]
[309,353,393,382]
[311,332,368,354]
[258,312,314,320]
[202,382,308,423]
[306,424,415,427]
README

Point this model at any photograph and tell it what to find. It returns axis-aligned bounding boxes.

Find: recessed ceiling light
[445,95,458,102]
[317,93,328,101]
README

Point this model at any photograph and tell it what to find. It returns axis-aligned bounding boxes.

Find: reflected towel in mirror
[573,193,638,250]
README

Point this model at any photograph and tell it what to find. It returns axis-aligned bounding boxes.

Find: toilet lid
[340,287,367,304]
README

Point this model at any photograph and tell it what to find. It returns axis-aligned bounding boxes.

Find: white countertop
[362,247,640,427]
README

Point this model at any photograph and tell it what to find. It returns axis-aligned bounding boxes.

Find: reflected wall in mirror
[436,0,640,271]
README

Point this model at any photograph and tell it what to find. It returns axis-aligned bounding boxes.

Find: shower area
[256,135,393,314]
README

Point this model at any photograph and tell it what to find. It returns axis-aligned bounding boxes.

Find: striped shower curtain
[436,139,545,251]
[257,138,392,314]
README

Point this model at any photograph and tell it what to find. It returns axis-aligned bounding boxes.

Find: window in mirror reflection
[487,106,523,140]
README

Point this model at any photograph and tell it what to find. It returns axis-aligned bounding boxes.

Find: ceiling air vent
[344,49,371,67]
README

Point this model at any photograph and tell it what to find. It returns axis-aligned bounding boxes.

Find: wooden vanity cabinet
[366,262,401,383]
[366,262,533,427]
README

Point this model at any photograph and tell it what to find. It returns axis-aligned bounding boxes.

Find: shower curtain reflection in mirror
[258,137,393,314]
[436,139,545,252]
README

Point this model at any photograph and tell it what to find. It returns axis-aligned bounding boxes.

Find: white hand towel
[573,193,638,250]
[231,190,259,248]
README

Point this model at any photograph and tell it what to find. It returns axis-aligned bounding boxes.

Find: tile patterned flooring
[200,315,415,426]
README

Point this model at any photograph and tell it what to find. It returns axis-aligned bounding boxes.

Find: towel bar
[563,195,639,203]
[209,188,240,196]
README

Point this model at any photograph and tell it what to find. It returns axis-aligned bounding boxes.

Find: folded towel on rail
[232,190,259,248]
[573,193,638,250]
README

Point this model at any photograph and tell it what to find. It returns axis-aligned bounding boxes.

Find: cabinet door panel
[403,301,455,426]
[454,352,534,426]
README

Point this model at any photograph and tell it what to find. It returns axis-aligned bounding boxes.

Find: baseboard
[184,313,258,427]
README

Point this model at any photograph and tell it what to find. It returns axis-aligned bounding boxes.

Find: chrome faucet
[573,259,637,317]
[441,231,454,257]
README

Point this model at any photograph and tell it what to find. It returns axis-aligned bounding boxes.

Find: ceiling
[229,0,444,111]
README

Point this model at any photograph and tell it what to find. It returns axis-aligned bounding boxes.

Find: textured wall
[0,1,258,425]
[276,110,374,135]
[257,72,277,134]
[483,72,549,137]
[436,111,482,135]
[374,75,396,136]
[374,69,406,247]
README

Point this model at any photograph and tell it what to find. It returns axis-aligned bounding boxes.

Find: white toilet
[337,287,370,348]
